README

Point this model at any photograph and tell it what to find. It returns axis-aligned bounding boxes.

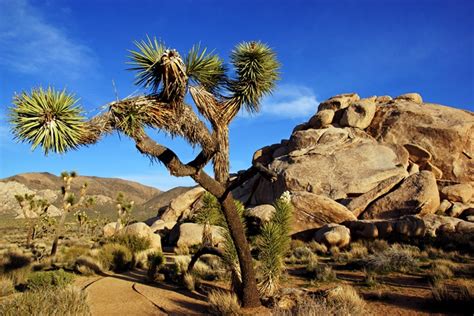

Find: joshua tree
[115,192,134,233]
[50,171,93,257]
[14,193,50,247]
[9,38,279,307]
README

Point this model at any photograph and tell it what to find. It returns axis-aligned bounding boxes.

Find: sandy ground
[76,270,208,315]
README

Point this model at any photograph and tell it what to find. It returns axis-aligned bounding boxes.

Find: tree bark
[213,125,230,183]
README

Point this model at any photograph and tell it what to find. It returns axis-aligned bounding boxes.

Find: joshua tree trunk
[213,125,230,183]
[50,210,67,257]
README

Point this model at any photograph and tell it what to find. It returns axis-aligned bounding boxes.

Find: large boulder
[441,183,473,204]
[361,171,440,219]
[313,224,351,248]
[122,222,161,250]
[347,174,405,217]
[103,222,121,238]
[160,187,205,222]
[245,204,276,224]
[149,219,177,233]
[169,223,225,248]
[366,97,474,183]
[250,127,409,204]
[340,97,376,129]
[290,192,356,233]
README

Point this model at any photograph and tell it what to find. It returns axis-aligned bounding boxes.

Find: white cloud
[115,172,197,191]
[0,0,96,79]
[239,84,319,119]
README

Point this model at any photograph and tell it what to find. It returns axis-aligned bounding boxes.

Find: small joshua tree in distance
[115,192,134,233]
[9,38,279,308]
[50,171,93,257]
[14,193,50,247]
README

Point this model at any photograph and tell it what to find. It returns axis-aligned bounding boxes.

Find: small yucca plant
[256,192,292,297]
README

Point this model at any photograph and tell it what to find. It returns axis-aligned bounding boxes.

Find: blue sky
[0,0,473,190]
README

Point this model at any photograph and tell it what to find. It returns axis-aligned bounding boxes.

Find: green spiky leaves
[228,41,280,113]
[128,36,166,92]
[185,44,227,93]
[10,87,85,155]
[128,37,187,102]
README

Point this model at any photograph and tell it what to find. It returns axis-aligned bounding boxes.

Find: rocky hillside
[0,172,165,219]
[139,92,473,251]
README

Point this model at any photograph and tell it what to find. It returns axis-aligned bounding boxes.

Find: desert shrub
[74,256,103,275]
[208,290,240,315]
[175,244,190,255]
[98,243,133,272]
[432,281,474,310]
[348,242,369,259]
[365,239,389,254]
[27,269,74,290]
[292,246,312,262]
[0,277,15,297]
[307,262,336,282]
[59,245,90,267]
[326,285,366,316]
[147,251,164,281]
[273,286,366,316]
[183,272,198,291]
[427,261,454,284]
[365,244,418,274]
[308,241,328,254]
[363,269,378,287]
[290,239,305,249]
[0,286,90,316]
[109,234,151,254]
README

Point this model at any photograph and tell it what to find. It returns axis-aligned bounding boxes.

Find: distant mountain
[2,172,160,205]
[142,186,195,212]
[0,172,162,219]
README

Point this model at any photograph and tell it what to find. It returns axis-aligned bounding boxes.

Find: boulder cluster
[108,92,474,251]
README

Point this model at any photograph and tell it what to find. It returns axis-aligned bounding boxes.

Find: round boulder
[313,223,351,248]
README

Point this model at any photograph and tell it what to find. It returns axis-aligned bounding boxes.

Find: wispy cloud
[239,84,319,119]
[115,171,197,191]
[0,0,96,80]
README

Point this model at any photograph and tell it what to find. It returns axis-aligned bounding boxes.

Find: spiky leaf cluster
[193,192,226,226]
[185,44,227,93]
[10,87,84,154]
[228,41,280,112]
[128,37,166,92]
[129,37,187,102]
[256,193,293,297]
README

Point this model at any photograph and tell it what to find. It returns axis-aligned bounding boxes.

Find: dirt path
[76,270,208,315]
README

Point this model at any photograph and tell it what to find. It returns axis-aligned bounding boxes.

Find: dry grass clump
[98,243,133,272]
[183,272,198,291]
[208,290,240,315]
[365,239,390,253]
[432,280,474,311]
[427,260,455,284]
[274,285,366,316]
[0,277,15,297]
[307,260,336,283]
[365,244,419,274]
[290,246,313,264]
[308,241,328,254]
[74,255,104,275]
[0,286,90,316]
[59,245,90,268]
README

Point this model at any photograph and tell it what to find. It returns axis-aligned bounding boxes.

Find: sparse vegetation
[432,280,474,310]
[0,286,91,316]
[307,262,336,283]
[109,234,151,254]
[364,243,419,274]
[0,277,15,297]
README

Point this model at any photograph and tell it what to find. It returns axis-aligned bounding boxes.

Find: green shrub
[147,251,164,281]
[98,243,133,272]
[0,286,90,316]
[109,234,151,253]
[27,269,74,290]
